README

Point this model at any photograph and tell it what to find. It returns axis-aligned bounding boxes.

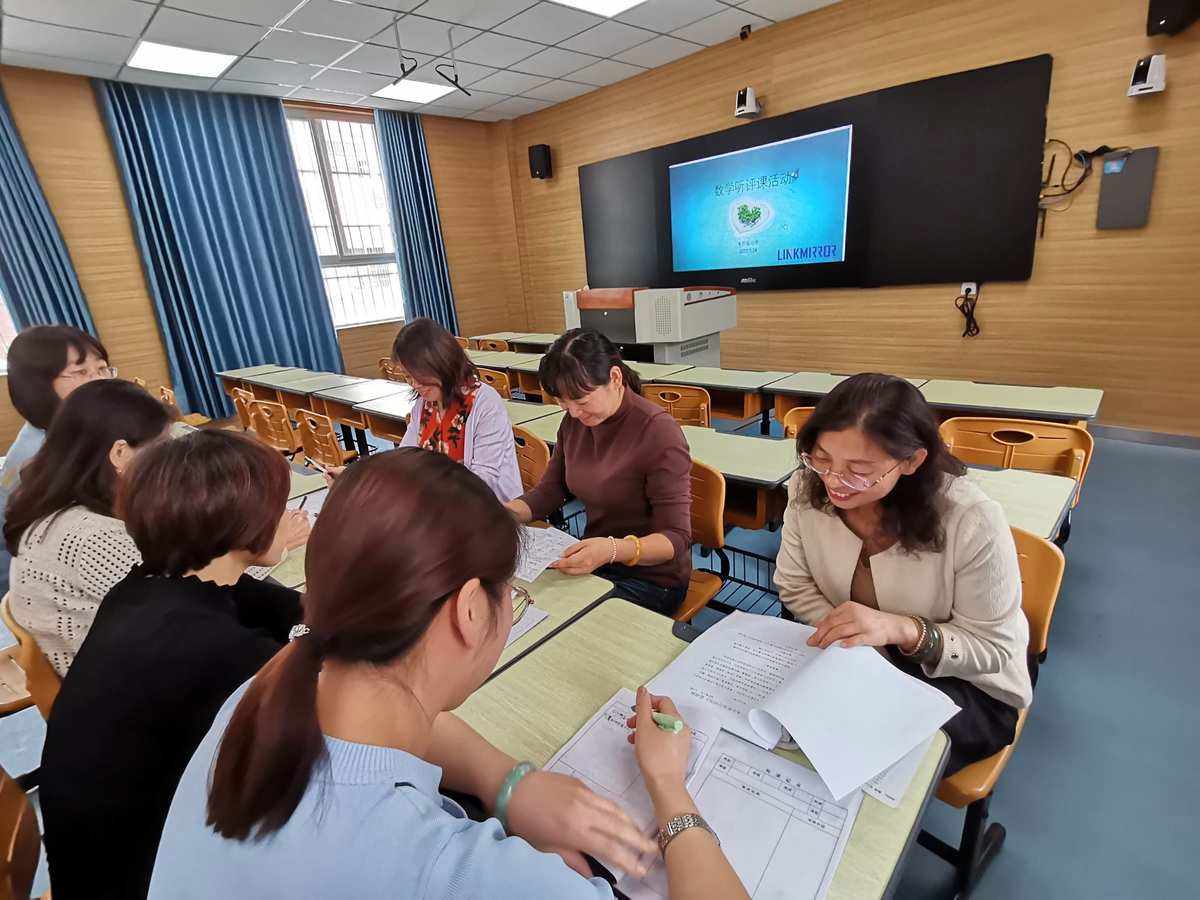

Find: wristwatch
[656,813,719,857]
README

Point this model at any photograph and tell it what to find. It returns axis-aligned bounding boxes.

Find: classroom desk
[274,374,363,418]
[517,409,565,444]
[682,426,798,530]
[509,333,559,353]
[239,367,321,402]
[504,400,560,426]
[288,469,326,500]
[457,599,950,900]
[507,353,547,400]
[625,360,695,382]
[665,367,794,433]
[312,379,408,454]
[766,372,930,420]
[352,392,417,443]
[470,331,530,348]
[216,364,288,397]
[494,570,613,675]
[269,546,307,589]
[919,379,1103,423]
[966,467,1077,540]
[466,349,505,366]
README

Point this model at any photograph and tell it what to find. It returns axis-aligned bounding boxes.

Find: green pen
[651,712,684,733]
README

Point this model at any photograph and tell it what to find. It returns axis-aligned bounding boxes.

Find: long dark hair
[6,325,108,429]
[537,328,642,400]
[795,373,965,552]
[391,317,477,404]
[4,379,171,554]
[205,449,521,841]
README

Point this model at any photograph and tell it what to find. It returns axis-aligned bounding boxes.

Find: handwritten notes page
[514,526,577,583]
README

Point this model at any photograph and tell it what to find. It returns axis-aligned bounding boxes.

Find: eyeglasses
[800,452,901,493]
[512,586,533,625]
[58,365,118,381]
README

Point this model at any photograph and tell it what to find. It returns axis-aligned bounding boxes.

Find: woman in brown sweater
[505,330,692,615]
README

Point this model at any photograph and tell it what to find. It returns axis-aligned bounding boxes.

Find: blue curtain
[97,80,343,417]
[374,110,459,333]
[0,84,96,333]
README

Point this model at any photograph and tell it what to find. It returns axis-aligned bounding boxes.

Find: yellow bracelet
[624,534,643,567]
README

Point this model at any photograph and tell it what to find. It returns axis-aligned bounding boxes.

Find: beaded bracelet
[607,535,618,566]
[900,615,928,658]
[495,761,536,834]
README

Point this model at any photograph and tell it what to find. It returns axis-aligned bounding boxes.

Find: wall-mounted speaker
[529,144,552,179]
[1147,0,1198,35]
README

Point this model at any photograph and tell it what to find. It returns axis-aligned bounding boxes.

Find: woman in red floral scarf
[393,318,522,502]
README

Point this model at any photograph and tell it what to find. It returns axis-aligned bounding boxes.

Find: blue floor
[4,425,1198,897]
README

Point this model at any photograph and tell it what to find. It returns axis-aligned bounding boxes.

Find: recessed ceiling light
[551,0,647,15]
[127,40,237,78]
[373,79,456,104]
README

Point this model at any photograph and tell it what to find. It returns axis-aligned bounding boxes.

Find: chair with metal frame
[131,376,147,389]
[295,409,359,470]
[642,384,711,428]
[230,387,256,432]
[159,385,211,428]
[512,426,550,493]
[782,406,816,439]
[455,336,470,349]
[477,338,509,352]
[0,594,60,721]
[378,357,405,382]
[1,762,48,900]
[674,460,729,622]
[247,400,302,456]
[478,367,512,400]
[916,526,1064,896]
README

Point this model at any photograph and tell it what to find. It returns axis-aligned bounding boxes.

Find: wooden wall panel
[338,320,402,379]
[422,115,527,338]
[489,0,1200,436]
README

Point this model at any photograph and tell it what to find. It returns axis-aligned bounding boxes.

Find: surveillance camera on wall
[735,86,761,119]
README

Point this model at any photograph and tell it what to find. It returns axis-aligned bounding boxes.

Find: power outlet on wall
[961,282,978,298]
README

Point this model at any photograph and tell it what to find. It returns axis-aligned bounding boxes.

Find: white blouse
[774,472,1033,709]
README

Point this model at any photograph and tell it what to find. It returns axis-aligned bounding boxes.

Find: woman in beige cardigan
[774,374,1032,774]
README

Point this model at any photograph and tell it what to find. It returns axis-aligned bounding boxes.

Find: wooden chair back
[378,357,405,382]
[159,385,178,408]
[940,417,1094,504]
[247,400,301,454]
[295,409,353,470]
[642,384,711,428]
[689,459,725,550]
[231,387,255,431]
[455,336,470,348]
[782,406,816,439]
[478,367,512,400]
[1012,526,1065,658]
[159,385,211,427]
[0,595,60,720]
[0,763,40,900]
[477,338,509,352]
[131,376,147,389]
[512,426,550,493]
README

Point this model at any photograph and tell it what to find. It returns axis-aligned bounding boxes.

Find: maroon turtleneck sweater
[521,389,692,588]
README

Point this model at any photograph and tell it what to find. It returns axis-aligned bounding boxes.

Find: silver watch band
[656,813,719,857]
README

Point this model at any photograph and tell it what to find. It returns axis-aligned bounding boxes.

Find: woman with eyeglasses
[392,317,522,502]
[0,325,114,596]
[775,373,1031,775]
[150,450,747,900]
[505,330,692,617]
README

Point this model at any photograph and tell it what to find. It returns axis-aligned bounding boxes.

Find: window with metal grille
[285,110,405,329]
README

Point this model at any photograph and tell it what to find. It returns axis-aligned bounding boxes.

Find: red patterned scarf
[417,385,478,462]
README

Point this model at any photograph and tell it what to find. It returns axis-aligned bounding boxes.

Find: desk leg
[354,427,370,457]
[340,424,354,451]
[760,409,771,435]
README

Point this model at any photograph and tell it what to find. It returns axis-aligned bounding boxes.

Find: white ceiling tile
[349,0,424,11]
[520,78,595,102]
[0,49,120,79]
[616,0,724,32]
[510,46,596,78]
[470,69,549,95]
[213,79,301,97]
[423,88,505,110]
[466,108,506,122]
[373,14,481,56]
[411,56,497,87]
[120,70,218,91]
[614,33,696,67]
[371,97,423,111]
[226,56,320,83]
[560,20,656,56]
[289,86,361,102]
[144,8,268,55]
[494,2,601,45]
[283,0,397,43]
[411,0,534,29]
[483,95,550,117]
[254,29,358,64]
[166,0,300,26]
[671,8,772,45]
[340,43,433,76]
[4,0,154,37]
[567,58,642,86]
[310,66,395,94]
[453,31,542,67]
[1,18,135,64]
[417,104,475,117]
[738,0,840,21]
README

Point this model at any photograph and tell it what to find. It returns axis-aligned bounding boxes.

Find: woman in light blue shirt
[0,325,113,595]
[151,450,747,900]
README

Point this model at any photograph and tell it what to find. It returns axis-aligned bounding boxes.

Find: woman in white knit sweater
[774,373,1031,774]
[4,379,308,676]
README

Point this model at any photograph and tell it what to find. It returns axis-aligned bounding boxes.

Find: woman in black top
[38,430,310,900]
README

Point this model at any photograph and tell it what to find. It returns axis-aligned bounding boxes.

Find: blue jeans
[596,564,687,617]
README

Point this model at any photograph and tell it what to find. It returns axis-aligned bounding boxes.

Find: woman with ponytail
[150,449,748,900]
[38,431,308,900]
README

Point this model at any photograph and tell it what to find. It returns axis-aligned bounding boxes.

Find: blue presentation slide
[669,125,852,273]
